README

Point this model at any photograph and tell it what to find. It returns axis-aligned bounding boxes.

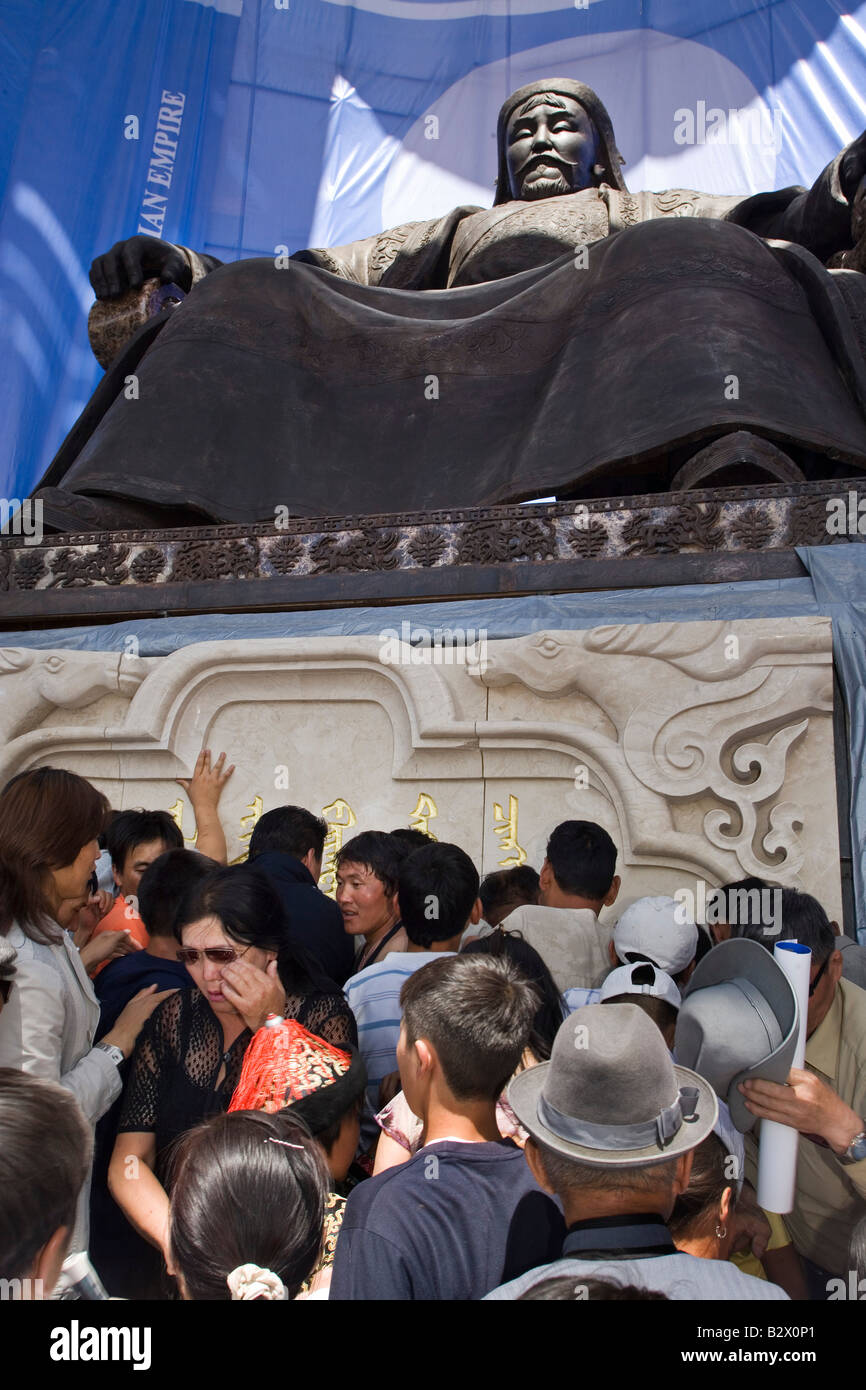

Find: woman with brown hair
[0,767,171,1253]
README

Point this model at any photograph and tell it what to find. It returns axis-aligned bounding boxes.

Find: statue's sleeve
[291,206,480,289]
[723,150,853,263]
[179,245,223,283]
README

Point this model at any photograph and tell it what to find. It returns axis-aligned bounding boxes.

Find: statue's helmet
[493,78,627,205]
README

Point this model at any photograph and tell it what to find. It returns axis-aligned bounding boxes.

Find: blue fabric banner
[3,1,866,493]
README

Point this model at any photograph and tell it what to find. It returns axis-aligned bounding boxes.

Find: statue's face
[505,95,600,202]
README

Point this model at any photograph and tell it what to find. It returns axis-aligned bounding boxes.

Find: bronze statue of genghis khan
[33,79,866,532]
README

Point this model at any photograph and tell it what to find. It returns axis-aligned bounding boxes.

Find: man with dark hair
[331,954,565,1300]
[335,830,410,972]
[726,877,866,986]
[389,827,433,852]
[0,1069,92,1297]
[248,806,354,986]
[738,887,866,1288]
[460,864,541,948]
[107,810,183,904]
[485,1005,786,1300]
[86,809,184,969]
[705,876,772,945]
[481,865,541,928]
[832,919,866,992]
[89,753,233,967]
[94,848,206,1036]
[344,841,481,1129]
[504,820,620,993]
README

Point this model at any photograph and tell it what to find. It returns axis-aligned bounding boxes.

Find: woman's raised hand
[219,957,286,1033]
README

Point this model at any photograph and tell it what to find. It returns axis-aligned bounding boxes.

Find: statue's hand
[89,235,193,300]
[840,130,866,203]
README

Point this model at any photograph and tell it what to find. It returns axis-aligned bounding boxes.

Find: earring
[593,163,605,177]
[715,1222,727,1241]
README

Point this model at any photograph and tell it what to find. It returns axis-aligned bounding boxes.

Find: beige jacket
[782,978,866,1277]
[502,905,613,994]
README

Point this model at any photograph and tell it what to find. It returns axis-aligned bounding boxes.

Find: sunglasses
[176,945,251,967]
[809,953,831,997]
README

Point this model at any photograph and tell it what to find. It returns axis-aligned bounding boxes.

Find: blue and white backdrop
[3,0,866,495]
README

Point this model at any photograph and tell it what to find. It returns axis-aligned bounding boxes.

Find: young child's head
[599,961,681,1051]
[229,1018,367,1185]
[398,842,481,948]
[479,865,540,927]
[287,1046,368,1183]
[169,1110,329,1301]
[397,954,539,1115]
[106,809,183,900]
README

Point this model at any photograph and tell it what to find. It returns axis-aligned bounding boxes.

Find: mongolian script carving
[319,798,358,899]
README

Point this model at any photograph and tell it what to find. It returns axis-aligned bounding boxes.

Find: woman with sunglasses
[108,863,356,1268]
[0,768,172,1258]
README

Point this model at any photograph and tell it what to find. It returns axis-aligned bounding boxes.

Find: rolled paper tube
[756,941,811,1214]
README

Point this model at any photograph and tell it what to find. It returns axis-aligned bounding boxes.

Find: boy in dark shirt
[330,953,565,1300]
[95,849,209,1036]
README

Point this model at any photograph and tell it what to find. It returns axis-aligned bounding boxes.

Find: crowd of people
[1,758,865,1302]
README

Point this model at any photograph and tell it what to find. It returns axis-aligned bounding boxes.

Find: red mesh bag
[228,1014,353,1114]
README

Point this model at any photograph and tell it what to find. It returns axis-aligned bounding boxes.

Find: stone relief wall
[0,617,842,922]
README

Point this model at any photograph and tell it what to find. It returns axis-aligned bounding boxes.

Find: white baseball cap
[599,961,682,1009]
[614,896,698,976]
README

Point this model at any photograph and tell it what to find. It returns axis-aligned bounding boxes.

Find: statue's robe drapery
[44,157,866,520]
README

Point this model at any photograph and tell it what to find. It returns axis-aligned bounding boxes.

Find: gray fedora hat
[674,937,799,1134]
[508,1003,717,1168]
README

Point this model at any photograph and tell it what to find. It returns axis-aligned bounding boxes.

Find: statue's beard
[517,166,575,201]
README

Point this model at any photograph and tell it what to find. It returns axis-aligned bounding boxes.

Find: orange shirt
[90,895,149,976]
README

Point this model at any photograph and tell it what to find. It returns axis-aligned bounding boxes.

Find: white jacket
[0,920,122,1251]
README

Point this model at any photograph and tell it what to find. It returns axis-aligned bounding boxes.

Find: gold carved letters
[493,794,526,868]
[319,798,358,899]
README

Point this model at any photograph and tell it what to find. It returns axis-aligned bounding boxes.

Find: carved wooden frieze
[1,478,863,600]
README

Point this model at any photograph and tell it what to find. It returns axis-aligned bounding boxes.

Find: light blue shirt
[485,1251,788,1300]
[564,986,601,1012]
[344,951,455,1112]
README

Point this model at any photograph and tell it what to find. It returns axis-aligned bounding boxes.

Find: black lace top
[117,987,357,1173]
